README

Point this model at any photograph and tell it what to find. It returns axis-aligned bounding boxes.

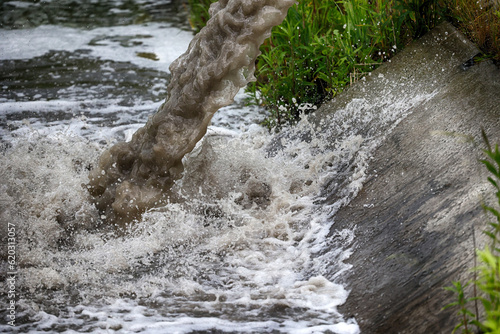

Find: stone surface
[318,22,500,333]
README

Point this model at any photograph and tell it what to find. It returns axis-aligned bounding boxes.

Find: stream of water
[0,1,435,333]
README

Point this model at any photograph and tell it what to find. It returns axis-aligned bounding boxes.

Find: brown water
[87,0,296,223]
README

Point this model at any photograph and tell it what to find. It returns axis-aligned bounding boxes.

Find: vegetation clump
[246,0,408,129]
[445,0,500,64]
[188,0,499,129]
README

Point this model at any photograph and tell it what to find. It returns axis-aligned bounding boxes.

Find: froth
[0,88,436,332]
[0,117,358,332]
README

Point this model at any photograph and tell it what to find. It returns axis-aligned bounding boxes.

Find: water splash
[0,73,434,333]
[0,117,361,333]
[87,0,296,223]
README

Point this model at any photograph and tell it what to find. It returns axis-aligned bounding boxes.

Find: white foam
[22,298,359,334]
[1,117,361,333]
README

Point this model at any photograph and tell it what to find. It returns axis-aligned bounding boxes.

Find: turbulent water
[0,1,435,333]
[87,0,295,223]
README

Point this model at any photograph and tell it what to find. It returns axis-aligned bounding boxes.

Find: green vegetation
[187,0,215,34]
[444,133,500,333]
[246,0,407,129]
[187,0,499,129]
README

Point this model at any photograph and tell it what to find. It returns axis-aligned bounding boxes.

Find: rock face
[318,23,500,333]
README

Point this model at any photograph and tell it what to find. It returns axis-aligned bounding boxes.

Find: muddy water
[0,1,428,333]
[86,0,296,224]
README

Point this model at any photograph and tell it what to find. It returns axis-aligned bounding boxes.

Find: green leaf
[481,159,499,178]
[488,176,500,191]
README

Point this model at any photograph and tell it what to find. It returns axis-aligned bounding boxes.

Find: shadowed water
[1,0,189,29]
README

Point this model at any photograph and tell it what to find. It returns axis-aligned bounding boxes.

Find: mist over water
[0,1,433,333]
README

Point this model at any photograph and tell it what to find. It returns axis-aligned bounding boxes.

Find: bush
[246,0,423,129]
[186,0,498,129]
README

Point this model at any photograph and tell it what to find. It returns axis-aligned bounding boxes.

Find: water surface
[0,1,397,333]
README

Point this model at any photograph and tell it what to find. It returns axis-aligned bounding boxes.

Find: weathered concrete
[317,23,500,333]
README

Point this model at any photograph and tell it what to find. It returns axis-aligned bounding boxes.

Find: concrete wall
[318,22,500,333]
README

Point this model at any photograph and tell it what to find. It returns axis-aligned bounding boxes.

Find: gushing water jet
[87,0,295,223]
